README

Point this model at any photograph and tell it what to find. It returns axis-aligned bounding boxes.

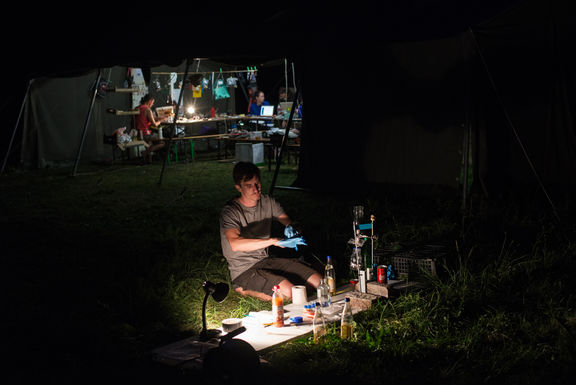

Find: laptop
[260,105,274,116]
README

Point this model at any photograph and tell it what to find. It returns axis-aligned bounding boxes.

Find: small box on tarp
[347,291,380,311]
[235,142,264,165]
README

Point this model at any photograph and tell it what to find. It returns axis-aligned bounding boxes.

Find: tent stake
[1,79,33,175]
[269,82,300,196]
[72,69,102,177]
[158,58,190,185]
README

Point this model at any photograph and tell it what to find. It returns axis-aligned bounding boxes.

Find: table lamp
[200,281,229,341]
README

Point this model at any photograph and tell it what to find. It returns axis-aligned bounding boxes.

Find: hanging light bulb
[187,106,195,115]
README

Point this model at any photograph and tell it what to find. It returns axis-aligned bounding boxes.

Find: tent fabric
[470,0,576,190]
[294,0,576,194]
[21,68,133,167]
[296,37,468,192]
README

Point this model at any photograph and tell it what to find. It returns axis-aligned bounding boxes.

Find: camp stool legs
[189,139,195,162]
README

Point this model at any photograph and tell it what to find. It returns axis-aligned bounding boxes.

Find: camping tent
[2,0,575,202]
[294,0,576,202]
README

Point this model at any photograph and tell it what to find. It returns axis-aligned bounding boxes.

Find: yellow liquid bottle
[325,256,336,295]
[341,324,353,339]
[313,301,326,343]
[340,297,354,340]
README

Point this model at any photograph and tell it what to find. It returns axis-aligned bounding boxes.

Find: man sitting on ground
[220,162,321,301]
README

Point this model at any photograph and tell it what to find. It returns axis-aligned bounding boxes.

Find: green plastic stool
[189,140,196,162]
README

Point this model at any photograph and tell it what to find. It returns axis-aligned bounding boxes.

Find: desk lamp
[200,281,229,341]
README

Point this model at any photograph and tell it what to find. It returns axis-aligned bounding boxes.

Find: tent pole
[1,79,33,175]
[72,69,102,177]
[284,58,289,102]
[461,34,472,213]
[158,58,190,185]
[469,28,560,222]
[291,62,296,91]
[462,121,471,211]
[269,82,300,196]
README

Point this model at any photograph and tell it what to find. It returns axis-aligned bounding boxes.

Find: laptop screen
[260,105,274,116]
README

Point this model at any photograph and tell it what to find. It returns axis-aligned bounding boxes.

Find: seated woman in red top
[136,94,166,163]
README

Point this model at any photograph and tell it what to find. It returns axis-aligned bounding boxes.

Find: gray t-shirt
[219,194,285,281]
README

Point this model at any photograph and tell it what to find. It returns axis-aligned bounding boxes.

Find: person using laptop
[249,90,271,116]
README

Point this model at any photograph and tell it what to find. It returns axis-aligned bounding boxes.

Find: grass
[2,159,575,384]
[265,222,576,385]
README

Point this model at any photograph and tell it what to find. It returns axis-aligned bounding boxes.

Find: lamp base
[199,328,222,341]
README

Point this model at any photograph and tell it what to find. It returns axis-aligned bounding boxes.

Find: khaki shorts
[232,257,318,294]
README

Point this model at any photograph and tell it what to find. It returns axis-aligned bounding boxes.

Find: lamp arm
[201,291,210,333]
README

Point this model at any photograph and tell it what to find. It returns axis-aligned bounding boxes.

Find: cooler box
[235,142,264,165]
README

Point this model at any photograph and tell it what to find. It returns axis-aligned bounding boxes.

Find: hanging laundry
[214,78,230,100]
[192,85,202,98]
[226,76,238,87]
[202,77,210,89]
[247,71,257,93]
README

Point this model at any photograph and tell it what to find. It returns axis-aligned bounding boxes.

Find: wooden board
[107,109,139,116]
[110,87,140,93]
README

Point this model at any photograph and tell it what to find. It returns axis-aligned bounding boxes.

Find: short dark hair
[233,162,261,185]
[140,94,154,105]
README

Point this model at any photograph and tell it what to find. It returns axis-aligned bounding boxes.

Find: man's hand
[277,236,307,251]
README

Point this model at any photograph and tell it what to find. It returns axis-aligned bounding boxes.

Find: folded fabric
[277,236,307,251]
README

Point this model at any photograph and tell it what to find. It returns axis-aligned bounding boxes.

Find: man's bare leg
[306,272,322,289]
[235,287,272,301]
[235,279,295,301]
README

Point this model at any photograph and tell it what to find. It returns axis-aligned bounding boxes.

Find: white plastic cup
[222,318,242,333]
[291,285,307,305]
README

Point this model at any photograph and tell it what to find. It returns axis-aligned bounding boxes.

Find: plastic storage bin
[235,142,264,165]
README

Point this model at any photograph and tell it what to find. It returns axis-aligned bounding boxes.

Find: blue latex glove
[284,224,298,238]
[277,236,307,251]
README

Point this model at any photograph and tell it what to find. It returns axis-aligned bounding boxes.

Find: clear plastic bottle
[313,301,326,343]
[317,278,331,308]
[340,297,354,340]
[272,285,284,328]
[325,256,336,295]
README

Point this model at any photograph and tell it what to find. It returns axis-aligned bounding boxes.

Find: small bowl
[222,318,242,333]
